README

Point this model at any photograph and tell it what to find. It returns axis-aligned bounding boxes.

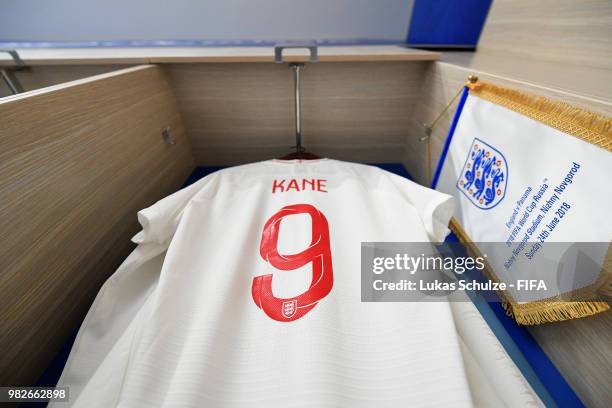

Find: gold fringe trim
[504,301,609,326]
[467,81,612,152]
[449,218,610,325]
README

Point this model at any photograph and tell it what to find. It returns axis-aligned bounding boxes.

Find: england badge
[282,300,297,319]
[457,137,507,209]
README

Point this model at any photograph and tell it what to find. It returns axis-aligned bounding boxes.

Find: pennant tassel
[467,81,612,152]
[449,218,610,325]
[505,301,610,326]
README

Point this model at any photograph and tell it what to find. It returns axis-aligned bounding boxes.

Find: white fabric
[448,294,544,408]
[54,159,539,407]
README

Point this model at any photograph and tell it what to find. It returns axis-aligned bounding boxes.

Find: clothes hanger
[275,43,320,160]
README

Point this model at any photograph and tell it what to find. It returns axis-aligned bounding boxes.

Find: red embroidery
[286,179,299,191]
[271,179,286,194]
[252,204,334,322]
[271,179,328,193]
[317,179,327,192]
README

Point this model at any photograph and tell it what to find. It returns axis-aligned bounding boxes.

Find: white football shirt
[57,159,480,407]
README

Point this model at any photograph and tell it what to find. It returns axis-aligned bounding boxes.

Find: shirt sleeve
[132,173,218,245]
[384,172,455,243]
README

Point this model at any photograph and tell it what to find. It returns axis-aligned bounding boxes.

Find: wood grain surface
[460,0,612,103]
[0,65,194,386]
[164,61,429,165]
[0,65,125,98]
[478,0,612,72]
[529,311,612,407]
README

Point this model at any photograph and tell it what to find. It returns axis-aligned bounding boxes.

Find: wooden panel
[0,65,194,386]
[404,60,611,408]
[165,61,428,165]
[441,51,612,104]
[0,46,440,66]
[529,312,612,407]
[0,65,126,97]
[463,0,612,102]
[478,0,612,71]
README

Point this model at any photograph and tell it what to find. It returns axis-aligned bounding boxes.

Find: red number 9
[252,204,333,322]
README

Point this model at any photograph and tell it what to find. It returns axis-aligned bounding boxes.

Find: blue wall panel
[407,0,493,48]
